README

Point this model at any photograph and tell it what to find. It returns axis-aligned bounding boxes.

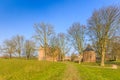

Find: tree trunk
[9,53,12,59]
[100,39,107,67]
[26,54,30,60]
[19,53,21,58]
[78,59,81,64]
[44,47,46,60]
[79,54,83,64]
[62,57,65,62]
[101,50,105,66]
[114,56,118,61]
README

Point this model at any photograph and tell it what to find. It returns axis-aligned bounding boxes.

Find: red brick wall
[83,51,96,62]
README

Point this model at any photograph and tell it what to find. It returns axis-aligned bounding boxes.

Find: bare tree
[49,34,60,61]
[24,40,35,59]
[13,35,24,58]
[71,53,77,61]
[109,36,120,61]
[88,6,120,66]
[68,23,85,63]
[34,22,54,60]
[2,39,16,58]
[57,33,70,61]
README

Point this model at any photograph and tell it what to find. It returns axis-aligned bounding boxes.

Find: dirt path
[62,62,80,80]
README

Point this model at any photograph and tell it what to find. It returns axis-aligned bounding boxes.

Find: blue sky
[0,0,120,44]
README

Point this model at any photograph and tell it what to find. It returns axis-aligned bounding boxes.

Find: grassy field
[0,59,66,80]
[0,59,120,80]
[76,63,120,80]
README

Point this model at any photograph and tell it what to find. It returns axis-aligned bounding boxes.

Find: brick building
[38,46,59,61]
[83,45,96,62]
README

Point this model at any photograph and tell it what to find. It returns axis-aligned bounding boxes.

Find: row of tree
[0,5,120,66]
[0,35,35,59]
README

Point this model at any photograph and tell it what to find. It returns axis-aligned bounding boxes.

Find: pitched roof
[84,45,94,51]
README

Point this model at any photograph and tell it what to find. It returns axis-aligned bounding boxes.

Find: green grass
[0,59,120,80]
[0,59,66,80]
[76,62,120,80]
[105,61,120,66]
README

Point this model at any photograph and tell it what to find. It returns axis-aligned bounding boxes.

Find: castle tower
[38,47,45,60]
[83,45,96,62]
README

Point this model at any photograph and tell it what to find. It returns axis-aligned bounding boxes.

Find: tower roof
[84,45,94,51]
